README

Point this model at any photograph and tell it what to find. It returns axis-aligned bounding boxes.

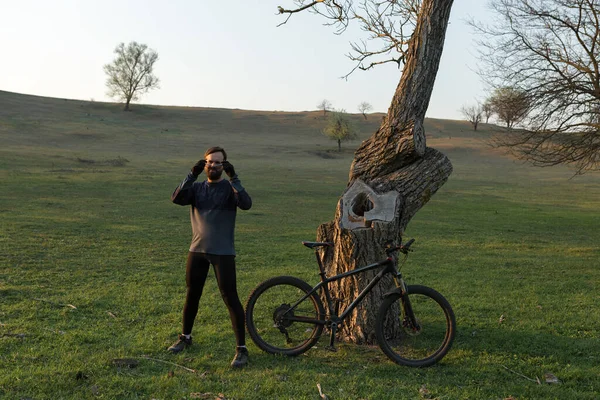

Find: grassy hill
[1,90,599,399]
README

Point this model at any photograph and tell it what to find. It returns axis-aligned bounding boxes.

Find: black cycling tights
[182,252,245,346]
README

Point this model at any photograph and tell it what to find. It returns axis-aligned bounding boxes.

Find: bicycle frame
[318,257,397,322]
[281,248,408,350]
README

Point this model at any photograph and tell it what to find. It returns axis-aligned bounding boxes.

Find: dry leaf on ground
[544,372,560,384]
[419,384,433,399]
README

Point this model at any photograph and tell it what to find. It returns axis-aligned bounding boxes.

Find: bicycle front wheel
[245,276,325,356]
[376,285,456,367]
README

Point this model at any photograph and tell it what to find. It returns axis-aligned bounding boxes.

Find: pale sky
[0,1,493,120]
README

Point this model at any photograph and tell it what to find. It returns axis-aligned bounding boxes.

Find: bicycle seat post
[314,248,328,280]
[313,247,337,332]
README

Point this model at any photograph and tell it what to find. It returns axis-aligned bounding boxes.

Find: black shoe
[230,347,249,368]
[168,334,192,353]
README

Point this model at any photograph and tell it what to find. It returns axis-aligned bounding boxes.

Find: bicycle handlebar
[385,238,415,255]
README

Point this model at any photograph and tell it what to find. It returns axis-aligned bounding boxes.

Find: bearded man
[168,146,252,368]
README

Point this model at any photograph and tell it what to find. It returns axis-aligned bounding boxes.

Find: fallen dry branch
[33,298,77,309]
[1,333,26,339]
[501,365,540,384]
[317,383,329,399]
[141,355,197,373]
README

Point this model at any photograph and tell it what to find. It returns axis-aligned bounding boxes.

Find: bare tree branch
[472,0,600,173]
[276,1,420,78]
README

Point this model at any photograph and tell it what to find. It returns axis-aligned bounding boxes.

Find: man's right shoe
[231,347,249,368]
[167,334,192,353]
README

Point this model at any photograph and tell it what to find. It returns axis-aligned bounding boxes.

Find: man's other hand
[192,160,207,177]
[223,161,236,178]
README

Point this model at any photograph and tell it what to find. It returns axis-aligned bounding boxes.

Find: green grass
[1,90,599,399]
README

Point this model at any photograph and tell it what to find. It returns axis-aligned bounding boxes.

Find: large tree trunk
[316,0,454,344]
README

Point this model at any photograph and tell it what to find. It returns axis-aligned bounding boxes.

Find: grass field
[1,90,599,399]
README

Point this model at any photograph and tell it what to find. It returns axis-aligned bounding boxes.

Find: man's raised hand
[223,161,236,178]
[192,159,207,177]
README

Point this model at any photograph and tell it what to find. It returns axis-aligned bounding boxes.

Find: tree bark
[316,0,454,344]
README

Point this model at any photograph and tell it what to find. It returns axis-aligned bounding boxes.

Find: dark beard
[207,168,223,180]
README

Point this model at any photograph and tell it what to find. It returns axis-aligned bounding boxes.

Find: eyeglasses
[206,160,223,167]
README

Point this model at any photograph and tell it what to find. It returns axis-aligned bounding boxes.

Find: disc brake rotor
[402,317,422,336]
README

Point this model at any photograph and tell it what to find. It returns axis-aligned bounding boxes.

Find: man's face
[205,152,224,181]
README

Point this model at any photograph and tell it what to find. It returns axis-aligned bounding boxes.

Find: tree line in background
[461,87,529,131]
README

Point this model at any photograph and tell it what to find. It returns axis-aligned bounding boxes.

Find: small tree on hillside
[358,101,373,119]
[104,41,159,111]
[482,100,493,124]
[487,87,529,129]
[323,109,358,151]
[460,103,483,131]
[317,99,333,116]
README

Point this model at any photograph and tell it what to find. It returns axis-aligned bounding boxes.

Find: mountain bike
[245,239,456,367]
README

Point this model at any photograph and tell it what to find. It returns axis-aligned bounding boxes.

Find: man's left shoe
[230,347,249,368]
[167,334,192,353]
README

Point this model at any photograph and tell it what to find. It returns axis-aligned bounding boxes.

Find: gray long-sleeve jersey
[171,172,252,255]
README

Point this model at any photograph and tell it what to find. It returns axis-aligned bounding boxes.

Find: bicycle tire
[245,276,325,356]
[375,284,456,367]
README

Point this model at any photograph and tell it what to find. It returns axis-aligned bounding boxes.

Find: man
[169,146,252,368]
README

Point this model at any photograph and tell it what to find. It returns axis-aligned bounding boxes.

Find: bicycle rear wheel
[245,276,325,356]
[376,285,456,367]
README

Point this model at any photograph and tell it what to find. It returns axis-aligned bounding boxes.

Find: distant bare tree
[482,101,493,124]
[460,104,482,131]
[104,41,159,111]
[317,99,333,116]
[487,87,529,129]
[357,101,373,119]
[472,0,600,173]
[323,109,359,151]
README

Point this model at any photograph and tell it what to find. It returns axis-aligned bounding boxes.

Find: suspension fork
[392,258,420,332]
